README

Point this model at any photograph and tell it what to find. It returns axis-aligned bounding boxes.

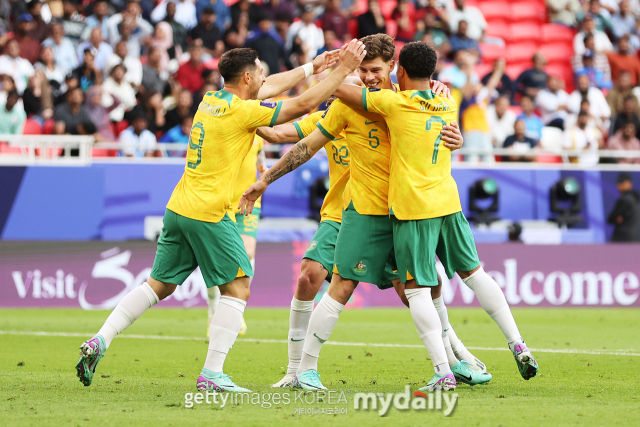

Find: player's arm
[257,50,339,100]
[334,80,453,110]
[239,128,331,214]
[272,39,366,125]
[256,124,301,144]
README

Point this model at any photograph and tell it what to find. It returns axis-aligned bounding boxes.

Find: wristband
[302,62,314,78]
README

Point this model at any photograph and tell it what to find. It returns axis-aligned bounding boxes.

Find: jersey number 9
[187,122,205,169]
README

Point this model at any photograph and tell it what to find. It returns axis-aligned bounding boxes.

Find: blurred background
[1,0,639,311]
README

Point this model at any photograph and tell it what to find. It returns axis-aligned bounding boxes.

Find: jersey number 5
[368,129,380,149]
[425,116,447,164]
[187,121,205,169]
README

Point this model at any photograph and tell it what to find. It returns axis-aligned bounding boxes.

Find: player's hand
[312,49,340,74]
[344,75,364,86]
[431,80,452,99]
[338,39,366,73]
[239,180,269,215]
[441,121,463,151]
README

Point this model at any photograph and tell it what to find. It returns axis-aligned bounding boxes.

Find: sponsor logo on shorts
[307,240,318,251]
[354,261,367,275]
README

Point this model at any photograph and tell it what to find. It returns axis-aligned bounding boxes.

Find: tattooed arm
[239,128,331,215]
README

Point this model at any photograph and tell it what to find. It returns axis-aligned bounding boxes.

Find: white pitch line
[1,330,639,357]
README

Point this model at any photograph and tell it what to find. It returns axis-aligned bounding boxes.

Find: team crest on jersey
[354,261,367,274]
[260,101,277,109]
[308,240,318,250]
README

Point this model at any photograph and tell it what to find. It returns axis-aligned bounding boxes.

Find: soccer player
[240,35,491,390]
[206,136,266,337]
[75,41,367,392]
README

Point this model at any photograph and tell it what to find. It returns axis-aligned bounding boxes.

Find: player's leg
[76,209,197,386]
[295,273,358,390]
[439,212,538,380]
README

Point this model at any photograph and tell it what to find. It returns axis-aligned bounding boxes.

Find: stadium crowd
[1,0,640,163]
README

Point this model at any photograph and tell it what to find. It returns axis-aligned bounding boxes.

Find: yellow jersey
[232,136,264,211]
[166,89,282,222]
[294,110,349,223]
[316,98,391,216]
[362,88,462,220]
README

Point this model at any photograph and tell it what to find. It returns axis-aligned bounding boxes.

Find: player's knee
[392,279,410,308]
[147,278,177,301]
[296,269,324,300]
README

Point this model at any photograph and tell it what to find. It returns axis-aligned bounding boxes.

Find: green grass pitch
[1,307,639,426]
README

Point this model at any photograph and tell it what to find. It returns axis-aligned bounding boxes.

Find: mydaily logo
[354,386,458,416]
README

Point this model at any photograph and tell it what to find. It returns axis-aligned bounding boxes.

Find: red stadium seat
[22,119,42,135]
[348,19,358,38]
[385,20,398,38]
[393,40,406,59]
[541,23,576,43]
[507,43,538,64]
[510,23,542,43]
[478,2,510,21]
[539,43,574,64]
[354,0,368,16]
[485,22,510,40]
[505,63,531,80]
[474,62,495,79]
[479,42,507,62]
[509,3,546,23]
[545,64,575,92]
[43,119,55,134]
[379,0,397,19]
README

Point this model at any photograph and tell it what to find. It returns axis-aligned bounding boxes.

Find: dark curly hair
[398,42,437,80]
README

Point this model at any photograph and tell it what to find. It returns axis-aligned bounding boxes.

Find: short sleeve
[363,88,400,117]
[237,99,283,130]
[256,136,264,151]
[316,100,348,140]
[293,110,324,138]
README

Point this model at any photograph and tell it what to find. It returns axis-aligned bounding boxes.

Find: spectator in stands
[481,61,514,101]
[607,36,640,86]
[607,71,637,116]
[357,0,386,38]
[536,75,570,129]
[563,110,603,166]
[102,63,136,122]
[42,22,78,74]
[61,0,86,49]
[0,39,35,95]
[486,95,516,148]
[569,74,612,129]
[575,49,613,89]
[449,20,479,55]
[119,112,158,157]
[230,0,262,28]
[84,85,119,142]
[27,0,51,43]
[547,0,581,27]
[159,116,192,156]
[0,90,26,134]
[517,95,544,141]
[608,122,640,163]
[608,172,640,242]
[287,5,323,63]
[164,1,188,52]
[22,69,53,118]
[35,46,67,100]
[224,12,249,50]
[515,53,548,98]
[415,11,449,51]
[192,7,224,59]
[439,49,478,89]
[448,0,486,41]
[611,95,640,138]
[151,22,183,74]
[247,12,289,75]
[274,12,292,48]
[577,1,613,33]
[83,0,110,41]
[12,13,40,64]
[392,0,417,43]
[151,0,197,31]
[196,0,231,31]
[141,46,169,95]
[459,57,505,163]
[574,14,613,56]
[54,86,97,136]
[104,41,143,89]
[164,88,192,132]
[503,119,538,162]
[108,2,154,58]
[77,28,113,72]
[417,0,450,30]
[72,49,101,92]
[320,0,349,42]
[127,90,165,134]
[572,33,612,81]
[176,41,204,94]
[612,1,639,49]
[317,30,340,56]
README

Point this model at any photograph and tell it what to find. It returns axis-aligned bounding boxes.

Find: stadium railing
[0,135,94,165]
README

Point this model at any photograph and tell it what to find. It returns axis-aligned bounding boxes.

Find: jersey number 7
[425,116,447,164]
[187,122,205,169]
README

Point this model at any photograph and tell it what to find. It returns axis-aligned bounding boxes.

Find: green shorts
[392,211,480,286]
[235,207,261,239]
[333,202,399,289]
[151,209,253,288]
[303,220,340,282]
